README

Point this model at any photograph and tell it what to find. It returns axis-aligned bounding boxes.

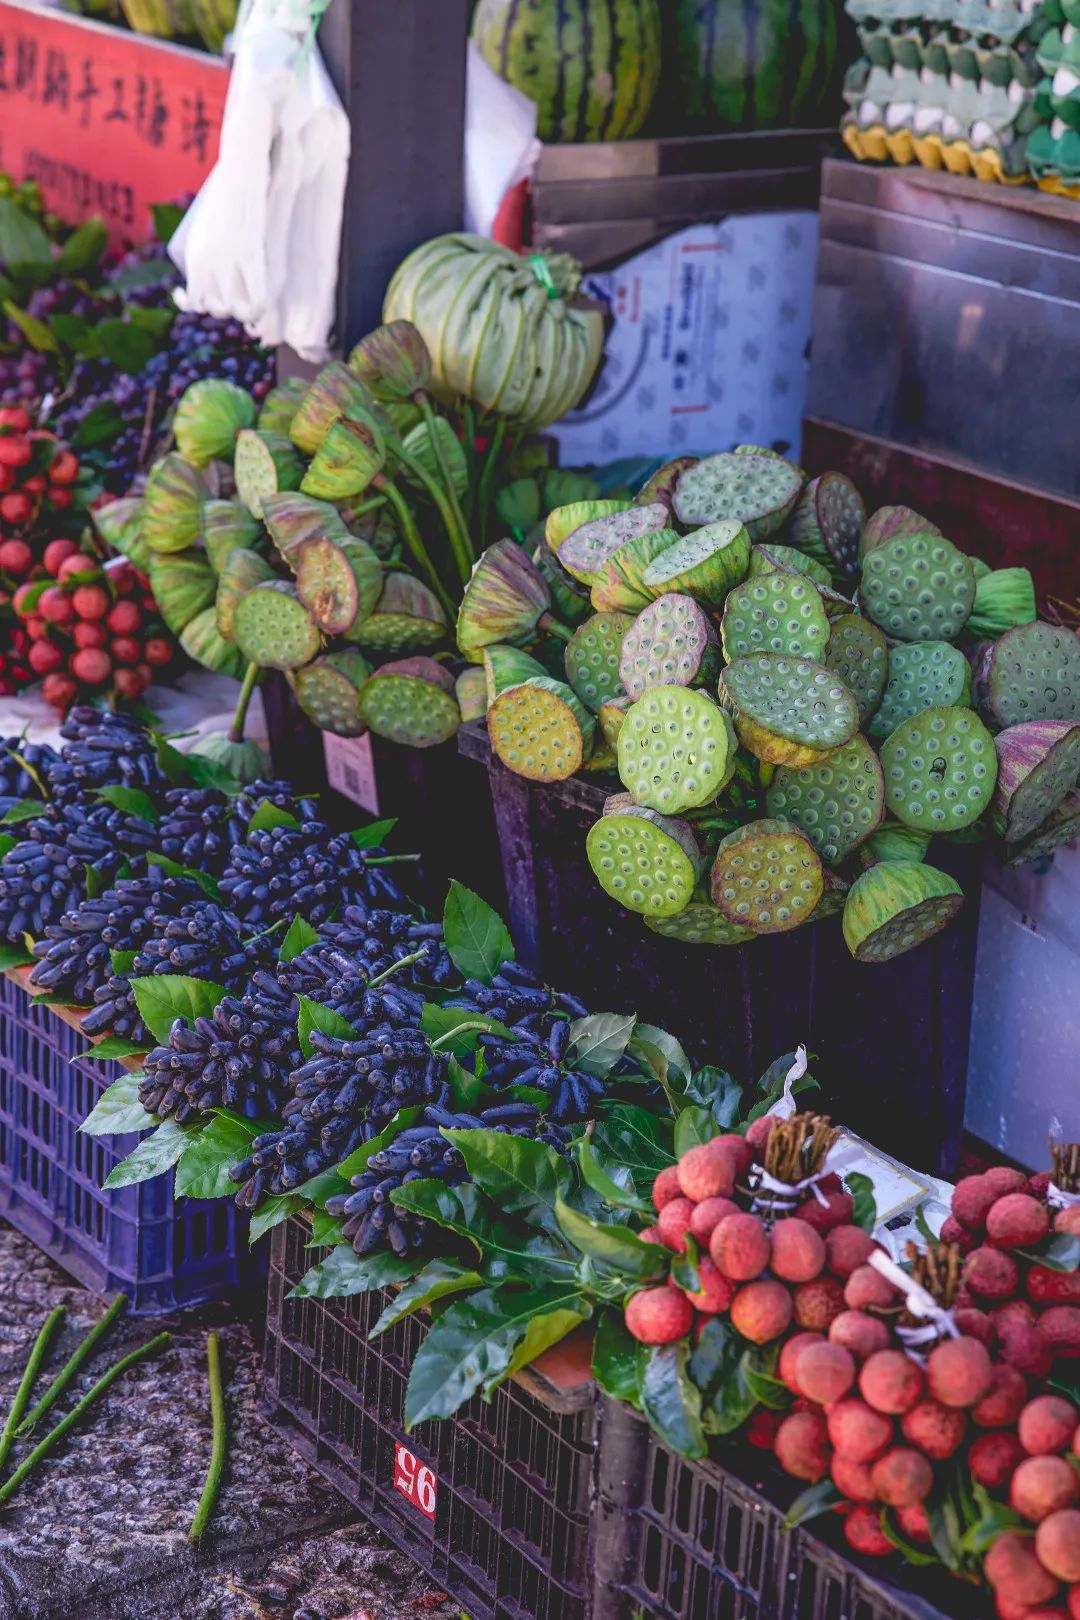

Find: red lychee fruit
[69,648,111,685]
[28,639,63,675]
[744,1410,782,1450]
[858,1350,924,1415]
[987,1194,1051,1251]
[871,1447,934,1507]
[42,672,77,710]
[897,1503,931,1544]
[144,637,173,667]
[73,620,108,650]
[1030,1172,1053,1198]
[1037,1510,1080,1583]
[676,1140,736,1203]
[984,1531,1059,1606]
[843,1504,892,1557]
[970,1432,1026,1489]
[1020,1396,1079,1456]
[844,1264,898,1312]
[939,1215,976,1255]
[106,599,141,635]
[952,1174,998,1232]
[1071,1589,1080,1620]
[829,1310,890,1362]
[779,1331,824,1395]
[57,553,95,583]
[1011,1456,1080,1522]
[38,587,74,626]
[985,1166,1034,1197]
[774,1411,831,1483]
[744,1115,774,1159]
[652,1165,683,1211]
[625,1285,693,1346]
[71,584,109,621]
[688,1197,739,1245]
[729,1279,792,1344]
[997,1301,1054,1379]
[901,1399,968,1459]
[965,1245,1022,1301]
[682,1255,737,1315]
[825,1225,878,1279]
[794,1276,846,1332]
[1029,1267,1080,1306]
[710,1213,770,1281]
[42,538,78,574]
[769,1218,826,1283]
[794,1189,854,1233]
[709,1133,755,1178]
[110,636,140,665]
[795,1342,856,1405]
[657,1197,695,1254]
[1056,1207,1080,1238]
[1040,1307,1080,1359]
[0,538,32,575]
[974,1365,1029,1429]
[831,1453,875,1502]
[926,1335,994,1408]
[954,1305,995,1347]
[637,1226,663,1245]
[826,1398,893,1463]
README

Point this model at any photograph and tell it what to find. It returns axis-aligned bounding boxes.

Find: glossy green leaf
[102,1119,198,1188]
[336,1106,423,1180]
[784,1479,841,1529]
[674,1106,720,1159]
[297,994,358,1059]
[146,850,220,898]
[247,801,301,833]
[420,1003,513,1054]
[627,1023,690,1088]
[592,1308,645,1405]
[130,975,228,1046]
[685,1066,743,1128]
[351,818,397,850]
[391,1179,575,1278]
[279,914,320,964]
[569,1012,636,1079]
[78,1035,149,1063]
[369,1258,483,1337]
[110,949,137,976]
[79,1074,152,1137]
[846,1171,877,1233]
[1,801,41,825]
[442,1129,571,1235]
[0,942,33,971]
[442,880,513,986]
[591,1105,674,1181]
[641,1342,706,1460]
[573,1137,651,1214]
[555,1196,668,1278]
[174,1115,253,1200]
[289,1245,418,1300]
[248,1194,305,1244]
[56,216,108,275]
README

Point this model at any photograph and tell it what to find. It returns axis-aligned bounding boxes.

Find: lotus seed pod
[92,496,147,570]
[257,378,308,437]
[586,806,702,917]
[347,319,432,401]
[488,676,596,781]
[289,361,376,456]
[189,730,270,785]
[261,493,350,568]
[843,862,963,963]
[868,642,972,741]
[966,568,1037,639]
[299,414,385,502]
[347,572,447,655]
[645,901,757,945]
[710,818,824,934]
[817,583,857,621]
[202,500,263,575]
[640,520,751,605]
[880,706,997,832]
[672,450,803,538]
[295,536,382,635]
[766,737,886,865]
[140,454,209,553]
[457,539,554,663]
[557,503,670,586]
[174,378,256,466]
[617,687,737,813]
[1003,791,1080,866]
[859,823,932,869]
[994,721,1080,844]
[825,614,889,727]
[148,549,217,637]
[748,544,833,590]
[619,594,718,702]
[233,582,322,671]
[860,533,976,643]
[564,612,633,712]
[859,505,941,563]
[235,430,305,518]
[982,622,1080,728]
[483,644,550,704]
[545,499,628,556]
[582,741,618,772]
[790,472,867,577]
[590,527,682,614]
[733,445,805,479]
[599,695,633,750]
[357,665,461,748]
[635,457,699,511]
[721,654,860,762]
[401,416,468,499]
[455,666,487,723]
[292,649,372,738]
[720,571,831,663]
[215,548,276,640]
[180,605,248,679]
[535,540,591,628]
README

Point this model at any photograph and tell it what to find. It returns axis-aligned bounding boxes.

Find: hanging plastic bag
[169,0,349,361]
[463,39,539,239]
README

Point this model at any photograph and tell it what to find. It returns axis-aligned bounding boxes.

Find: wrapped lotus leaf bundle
[148,550,217,636]
[141,454,209,553]
[174,379,256,466]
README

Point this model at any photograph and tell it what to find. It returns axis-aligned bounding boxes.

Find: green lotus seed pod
[721,571,831,663]
[261,492,350,568]
[590,526,681,614]
[545,499,628,556]
[993,720,1080,844]
[235,430,305,519]
[358,663,461,748]
[859,505,940,563]
[635,457,699,512]
[860,532,976,643]
[483,644,550,704]
[748,543,833,590]
[645,902,756,945]
[534,540,591,629]
[400,416,468,500]
[720,653,860,763]
[292,649,372,738]
[766,736,885,864]
[295,535,382,635]
[92,496,148,571]
[300,415,385,502]
[557,503,669,586]
[141,454,209,553]
[710,817,824,934]
[347,319,432,401]
[640,519,751,604]
[790,472,867,576]
[289,361,376,456]
[825,614,889,727]
[617,687,737,814]
[859,823,932,868]
[982,622,1080,728]
[348,572,447,654]
[564,612,633,713]
[455,666,488,723]
[488,676,596,781]
[842,861,963,962]
[215,548,276,640]
[148,549,217,636]
[233,582,322,671]
[966,568,1037,638]
[673,450,802,538]
[180,605,248,679]
[587,804,702,917]
[457,539,553,663]
[202,499,263,575]
[619,594,718,702]
[189,730,270,785]
[1003,790,1080,866]
[257,378,308,437]
[880,705,997,832]
[174,378,256,466]
[868,641,972,740]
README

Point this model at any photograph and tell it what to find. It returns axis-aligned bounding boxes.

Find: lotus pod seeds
[721,654,860,759]
[484,644,550,704]
[293,650,371,738]
[880,706,997,832]
[673,450,803,538]
[545,499,627,555]
[825,614,889,726]
[619,594,718,702]
[590,527,681,614]
[640,519,751,604]
[645,901,756,945]
[296,536,382,636]
[843,861,963,963]
[860,505,940,563]
[235,430,305,518]
[993,720,1080,845]
[766,737,886,865]
[709,818,824,934]
[214,548,275,640]
[797,471,866,577]
[599,695,633,750]
[586,806,701,917]
[358,670,461,748]
[488,677,595,781]
[564,612,633,712]
[721,571,831,663]
[749,543,833,590]
[347,572,447,655]
[859,533,975,643]
[233,582,321,671]
[557,502,669,585]
[1003,791,1080,866]
[617,687,737,813]
[982,622,1080,728]
[868,642,972,740]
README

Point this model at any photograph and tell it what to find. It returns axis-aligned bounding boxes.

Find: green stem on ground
[392,439,474,587]
[418,395,474,572]
[0,1333,170,1508]
[188,1333,226,1544]
[0,1307,66,1471]
[367,948,427,989]
[16,1294,128,1438]
[228,662,260,744]
[476,416,508,549]
[377,478,456,621]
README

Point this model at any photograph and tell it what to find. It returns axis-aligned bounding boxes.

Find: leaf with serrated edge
[441,1129,571,1235]
[591,1105,675,1180]
[297,994,358,1059]
[174,1115,253,1200]
[80,1075,152,1136]
[289,1246,418,1299]
[102,1120,198,1188]
[369,1259,483,1337]
[442,880,514,986]
[131,975,227,1046]
[279,914,319,963]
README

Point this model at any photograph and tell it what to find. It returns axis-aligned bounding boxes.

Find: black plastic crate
[459,723,982,1179]
[593,1397,980,1620]
[261,1216,595,1620]
[0,971,262,1314]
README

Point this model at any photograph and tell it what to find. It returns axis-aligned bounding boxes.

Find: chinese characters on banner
[0,0,227,243]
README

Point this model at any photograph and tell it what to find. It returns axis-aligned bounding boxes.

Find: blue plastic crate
[0,972,263,1314]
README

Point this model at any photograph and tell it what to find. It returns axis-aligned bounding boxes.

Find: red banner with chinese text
[0,0,227,244]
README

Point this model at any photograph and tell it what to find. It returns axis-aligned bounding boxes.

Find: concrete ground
[0,1223,459,1620]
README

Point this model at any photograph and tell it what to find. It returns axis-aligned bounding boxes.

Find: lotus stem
[538,613,572,644]
[364,853,421,867]
[477,417,508,548]
[461,401,478,524]
[188,1332,226,1543]
[0,1307,66,1471]
[377,479,456,620]
[348,495,387,521]
[228,662,260,744]
[392,438,474,587]
[0,1332,170,1508]
[367,947,427,989]
[418,395,474,571]
[16,1293,128,1437]
[429,1020,496,1053]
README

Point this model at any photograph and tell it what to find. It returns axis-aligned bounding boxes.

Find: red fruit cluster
[0,407,78,542]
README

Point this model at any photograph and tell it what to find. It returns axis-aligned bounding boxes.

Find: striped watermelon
[471,0,662,143]
[663,0,840,131]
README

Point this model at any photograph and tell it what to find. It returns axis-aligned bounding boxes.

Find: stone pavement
[0,1223,459,1620]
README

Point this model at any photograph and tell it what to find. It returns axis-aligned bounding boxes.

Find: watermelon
[662,0,840,132]
[471,0,662,143]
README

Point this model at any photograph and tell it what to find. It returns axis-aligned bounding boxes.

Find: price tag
[323,732,379,816]
[393,1442,437,1521]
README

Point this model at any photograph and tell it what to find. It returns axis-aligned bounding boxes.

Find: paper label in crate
[393,1442,437,1520]
[323,732,379,816]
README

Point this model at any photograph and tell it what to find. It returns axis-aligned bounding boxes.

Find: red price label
[393,1443,437,1521]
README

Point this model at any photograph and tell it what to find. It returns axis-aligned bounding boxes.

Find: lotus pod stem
[376,478,455,619]
[993,720,1080,845]
[419,396,473,573]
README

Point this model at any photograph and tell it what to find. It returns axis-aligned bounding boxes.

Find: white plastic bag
[169,0,349,361]
[463,39,539,238]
